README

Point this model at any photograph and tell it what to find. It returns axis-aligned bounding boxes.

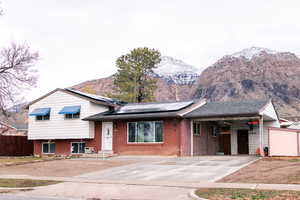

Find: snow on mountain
[230,47,278,60]
[154,56,201,85]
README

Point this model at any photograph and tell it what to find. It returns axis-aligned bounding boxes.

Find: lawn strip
[195,188,300,200]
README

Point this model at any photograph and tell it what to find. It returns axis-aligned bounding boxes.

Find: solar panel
[115,101,193,114]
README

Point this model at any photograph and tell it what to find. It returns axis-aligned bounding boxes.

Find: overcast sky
[1,0,300,101]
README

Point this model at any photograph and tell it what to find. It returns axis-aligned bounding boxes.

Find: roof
[184,99,270,118]
[289,122,300,129]
[0,121,28,130]
[27,88,123,108]
[83,100,196,121]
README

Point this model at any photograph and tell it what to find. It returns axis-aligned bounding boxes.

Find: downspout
[190,119,193,156]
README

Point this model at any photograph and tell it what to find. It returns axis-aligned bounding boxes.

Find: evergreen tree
[112,47,161,103]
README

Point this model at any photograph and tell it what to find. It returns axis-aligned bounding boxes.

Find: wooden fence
[0,135,33,156]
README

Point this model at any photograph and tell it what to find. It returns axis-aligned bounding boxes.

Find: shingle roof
[65,88,124,105]
[184,99,270,118]
[83,100,195,121]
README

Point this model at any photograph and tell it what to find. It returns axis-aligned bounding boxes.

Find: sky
[1,0,300,101]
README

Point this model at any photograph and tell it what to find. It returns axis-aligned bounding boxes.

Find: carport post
[259,116,264,156]
[190,119,194,156]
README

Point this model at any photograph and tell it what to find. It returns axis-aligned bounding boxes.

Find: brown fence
[269,127,300,156]
[0,135,33,156]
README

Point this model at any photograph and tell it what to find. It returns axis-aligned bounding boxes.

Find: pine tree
[112,47,161,103]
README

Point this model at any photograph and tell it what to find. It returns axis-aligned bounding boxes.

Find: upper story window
[29,108,51,121]
[128,121,163,143]
[58,106,81,120]
[36,114,50,121]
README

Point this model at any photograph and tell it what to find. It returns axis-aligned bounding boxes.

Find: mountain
[193,47,300,118]
[72,47,300,119]
[72,56,201,101]
[153,56,201,85]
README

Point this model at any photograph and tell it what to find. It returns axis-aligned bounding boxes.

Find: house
[288,122,300,129]
[0,121,28,136]
[0,121,32,156]
[28,88,280,156]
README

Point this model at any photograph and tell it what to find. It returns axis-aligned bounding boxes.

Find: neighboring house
[288,122,300,129]
[279,118,294,128]
[0,121,28,136]
[28,88,280,156]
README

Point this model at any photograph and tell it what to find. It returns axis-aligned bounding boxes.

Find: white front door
[102,122,113,151]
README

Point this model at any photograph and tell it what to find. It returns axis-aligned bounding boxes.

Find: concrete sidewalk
[1,174,300,191]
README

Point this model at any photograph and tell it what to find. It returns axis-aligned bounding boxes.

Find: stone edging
[188,189,208,200]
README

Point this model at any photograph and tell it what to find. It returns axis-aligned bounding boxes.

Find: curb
[188,189,208,200]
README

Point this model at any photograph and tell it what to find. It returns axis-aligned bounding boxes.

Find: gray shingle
[184,99,270,118]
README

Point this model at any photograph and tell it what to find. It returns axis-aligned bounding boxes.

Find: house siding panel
[192,122,219,155]
[28,91,108,140]
[179,119,191,156]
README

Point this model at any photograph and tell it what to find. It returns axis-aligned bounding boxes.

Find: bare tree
[0,43,39,112]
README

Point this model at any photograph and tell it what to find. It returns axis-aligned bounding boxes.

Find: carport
[184,99,280,156]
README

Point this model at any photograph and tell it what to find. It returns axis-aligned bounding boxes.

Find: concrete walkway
[1,175,300,200]
[1,174,300,191]
[78,156,258,182]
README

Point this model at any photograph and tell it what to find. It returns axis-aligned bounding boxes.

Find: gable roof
[27,88,123,108]
[0,121,28,130]
[184,99,271,118]
[83,100,205,121]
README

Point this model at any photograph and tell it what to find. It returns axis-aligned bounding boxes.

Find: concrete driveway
[78,156,258,183]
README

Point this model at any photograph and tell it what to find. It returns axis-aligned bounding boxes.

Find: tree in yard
[112,47,161,103]
[0,43,39,112]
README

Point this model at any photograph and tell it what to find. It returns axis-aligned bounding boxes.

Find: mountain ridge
[72,47,300,118]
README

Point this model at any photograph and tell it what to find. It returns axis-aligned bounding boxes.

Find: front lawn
[195,188,300,200]
[0,178,61,188]
[220,157,300,184]
[0,157,43,165]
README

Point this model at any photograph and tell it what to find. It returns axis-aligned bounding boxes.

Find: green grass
[0,179,61,188]
[288,159,300,162]
[0,157,43,164]
[195,188,300,200]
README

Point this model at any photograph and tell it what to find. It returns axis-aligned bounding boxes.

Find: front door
[102,122,113,151]
[219,134,231,155]
[237,130,249,154]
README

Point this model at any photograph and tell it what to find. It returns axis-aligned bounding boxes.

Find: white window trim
[70,142,86,154]
[193,122,201,136]
[42,142,55,154]
[127,121,164,144]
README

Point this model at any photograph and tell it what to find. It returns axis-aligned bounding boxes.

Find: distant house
[27,88,280,156]
[0,121,28,136]
[288,122,300,129]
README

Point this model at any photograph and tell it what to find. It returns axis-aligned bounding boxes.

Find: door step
[82,151,114,158]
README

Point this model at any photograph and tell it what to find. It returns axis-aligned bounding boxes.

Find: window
[193,122,201,136]
[42,143,55,154]
[71,142,85,153]
[65,113,80,119]
[212,126,218,137]
[36,114,50,121]
[128,121,163,143]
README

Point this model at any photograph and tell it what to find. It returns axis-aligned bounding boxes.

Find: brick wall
[112,118,189,156]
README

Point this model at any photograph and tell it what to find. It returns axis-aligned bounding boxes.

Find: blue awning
[58,106,81,114]
[29,108,51,116]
